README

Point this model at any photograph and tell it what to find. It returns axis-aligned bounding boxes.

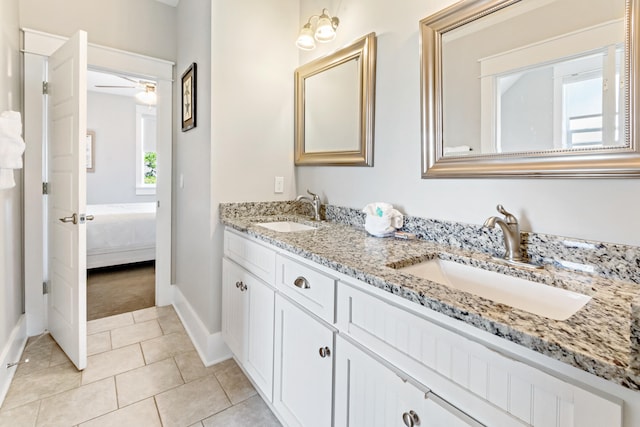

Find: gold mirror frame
[295,33,376,166]
[420,0,640,178]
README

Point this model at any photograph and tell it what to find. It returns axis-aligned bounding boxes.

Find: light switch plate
[274,176,284,193]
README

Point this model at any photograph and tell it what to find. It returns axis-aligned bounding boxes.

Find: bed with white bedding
[86,202,156,269]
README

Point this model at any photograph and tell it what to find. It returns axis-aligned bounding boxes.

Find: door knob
[86,215,95,221]
[59,214,78,224]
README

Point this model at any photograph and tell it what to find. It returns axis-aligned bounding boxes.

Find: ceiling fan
[90,71,157,104]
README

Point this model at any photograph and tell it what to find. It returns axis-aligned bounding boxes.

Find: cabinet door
[245,272,275,402]
[335,336,482,427]
[273,295,334,427]
[222,258,249,361]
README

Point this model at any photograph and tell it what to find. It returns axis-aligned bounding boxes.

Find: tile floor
[0,306,282,427]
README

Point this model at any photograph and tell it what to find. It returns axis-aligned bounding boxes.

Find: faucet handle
[306,189,319,200]
[496,204,517,224]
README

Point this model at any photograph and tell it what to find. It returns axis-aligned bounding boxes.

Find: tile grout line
[152,395,165,427]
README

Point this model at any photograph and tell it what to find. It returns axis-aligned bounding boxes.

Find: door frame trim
[22,28,174,335]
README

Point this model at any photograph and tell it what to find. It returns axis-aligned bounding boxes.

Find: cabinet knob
[318,346,331,358]
[235,281,247,292]
[402,410,420,426]
[294,276,310,289]
[235,281,241,288]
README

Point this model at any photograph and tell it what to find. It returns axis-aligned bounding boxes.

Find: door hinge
[42,81,49,95]
[42,281,50,295]
[42,182,49,195]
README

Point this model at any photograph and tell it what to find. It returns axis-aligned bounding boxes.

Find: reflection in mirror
[304,58,360,153]
[295,33,376,166]
[421,0,640,177]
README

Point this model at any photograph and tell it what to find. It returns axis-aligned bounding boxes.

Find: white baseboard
[172,285,231,367]
[0,315,27,407]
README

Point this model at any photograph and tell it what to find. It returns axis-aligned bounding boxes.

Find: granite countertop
[221,212,640,391]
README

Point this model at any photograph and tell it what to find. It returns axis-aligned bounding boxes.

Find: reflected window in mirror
[421,0,640,177]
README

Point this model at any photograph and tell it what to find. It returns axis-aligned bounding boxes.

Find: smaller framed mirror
[295,33,377,166]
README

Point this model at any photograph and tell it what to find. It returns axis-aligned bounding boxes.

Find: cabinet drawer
[224,230,276,284]
[337,282,622,427]
[335,335,485,427]
[276,254,336,323]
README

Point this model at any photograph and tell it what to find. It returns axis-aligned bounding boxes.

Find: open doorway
[85,69,158,320]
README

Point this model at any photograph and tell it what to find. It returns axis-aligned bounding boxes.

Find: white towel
[0,169,15,189]
[444,145,472,155]
[0,111,26,190]
[0,111,25,169]
[362,202,404,237]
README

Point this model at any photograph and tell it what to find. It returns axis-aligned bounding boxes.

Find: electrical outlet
[274,176,284,193]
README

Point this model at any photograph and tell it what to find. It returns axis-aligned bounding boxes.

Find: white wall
[19,0,176,61]
[172,0,298,341]
[209,0,299,334]
[0,0,23,376]
[174,0,214,330]
[86,91,155,204]
[296,0,640,247]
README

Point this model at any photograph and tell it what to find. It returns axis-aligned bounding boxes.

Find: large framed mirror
[295,32,376,166]
[420,0,640,177]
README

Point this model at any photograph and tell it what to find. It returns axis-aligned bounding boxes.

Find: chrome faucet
[296,189,321,221]
[483,204,524,262]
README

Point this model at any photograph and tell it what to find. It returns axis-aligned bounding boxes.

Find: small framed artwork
[86,130,95,172]
[181,62,197,132]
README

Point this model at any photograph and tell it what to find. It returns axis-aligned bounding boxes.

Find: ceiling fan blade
[94,85,137,88]
[118,75,139,84]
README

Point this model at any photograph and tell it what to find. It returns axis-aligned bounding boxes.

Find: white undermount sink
[256,221,316,233]
[397,258,591,320]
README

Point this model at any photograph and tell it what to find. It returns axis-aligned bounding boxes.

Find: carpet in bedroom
[87,261,155,321]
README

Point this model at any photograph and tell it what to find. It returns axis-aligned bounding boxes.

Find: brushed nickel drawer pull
[319,346,331,358]
[294,276,310,289]
[402,410,420,426]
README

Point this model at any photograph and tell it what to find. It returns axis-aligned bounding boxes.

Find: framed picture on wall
[86,130,95,172]
[181,62,197,132]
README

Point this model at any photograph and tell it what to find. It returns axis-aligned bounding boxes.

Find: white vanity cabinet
[335,335,483,427]
[222,227,626,427]
[222,232,277,401]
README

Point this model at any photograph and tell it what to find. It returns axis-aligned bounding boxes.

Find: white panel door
[47,30,88,370]
[245,273,275,402]
[221,258,249,360]
[273,295,333,427]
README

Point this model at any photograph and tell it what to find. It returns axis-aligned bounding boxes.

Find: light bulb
[136,85,157,105]
[315,13,336,42]
[296,23,316,50]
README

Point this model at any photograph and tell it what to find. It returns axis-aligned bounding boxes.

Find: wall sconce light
[296,8,340,50]
[135,84,157,105]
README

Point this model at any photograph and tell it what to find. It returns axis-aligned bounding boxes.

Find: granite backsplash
[220,201,640,285]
